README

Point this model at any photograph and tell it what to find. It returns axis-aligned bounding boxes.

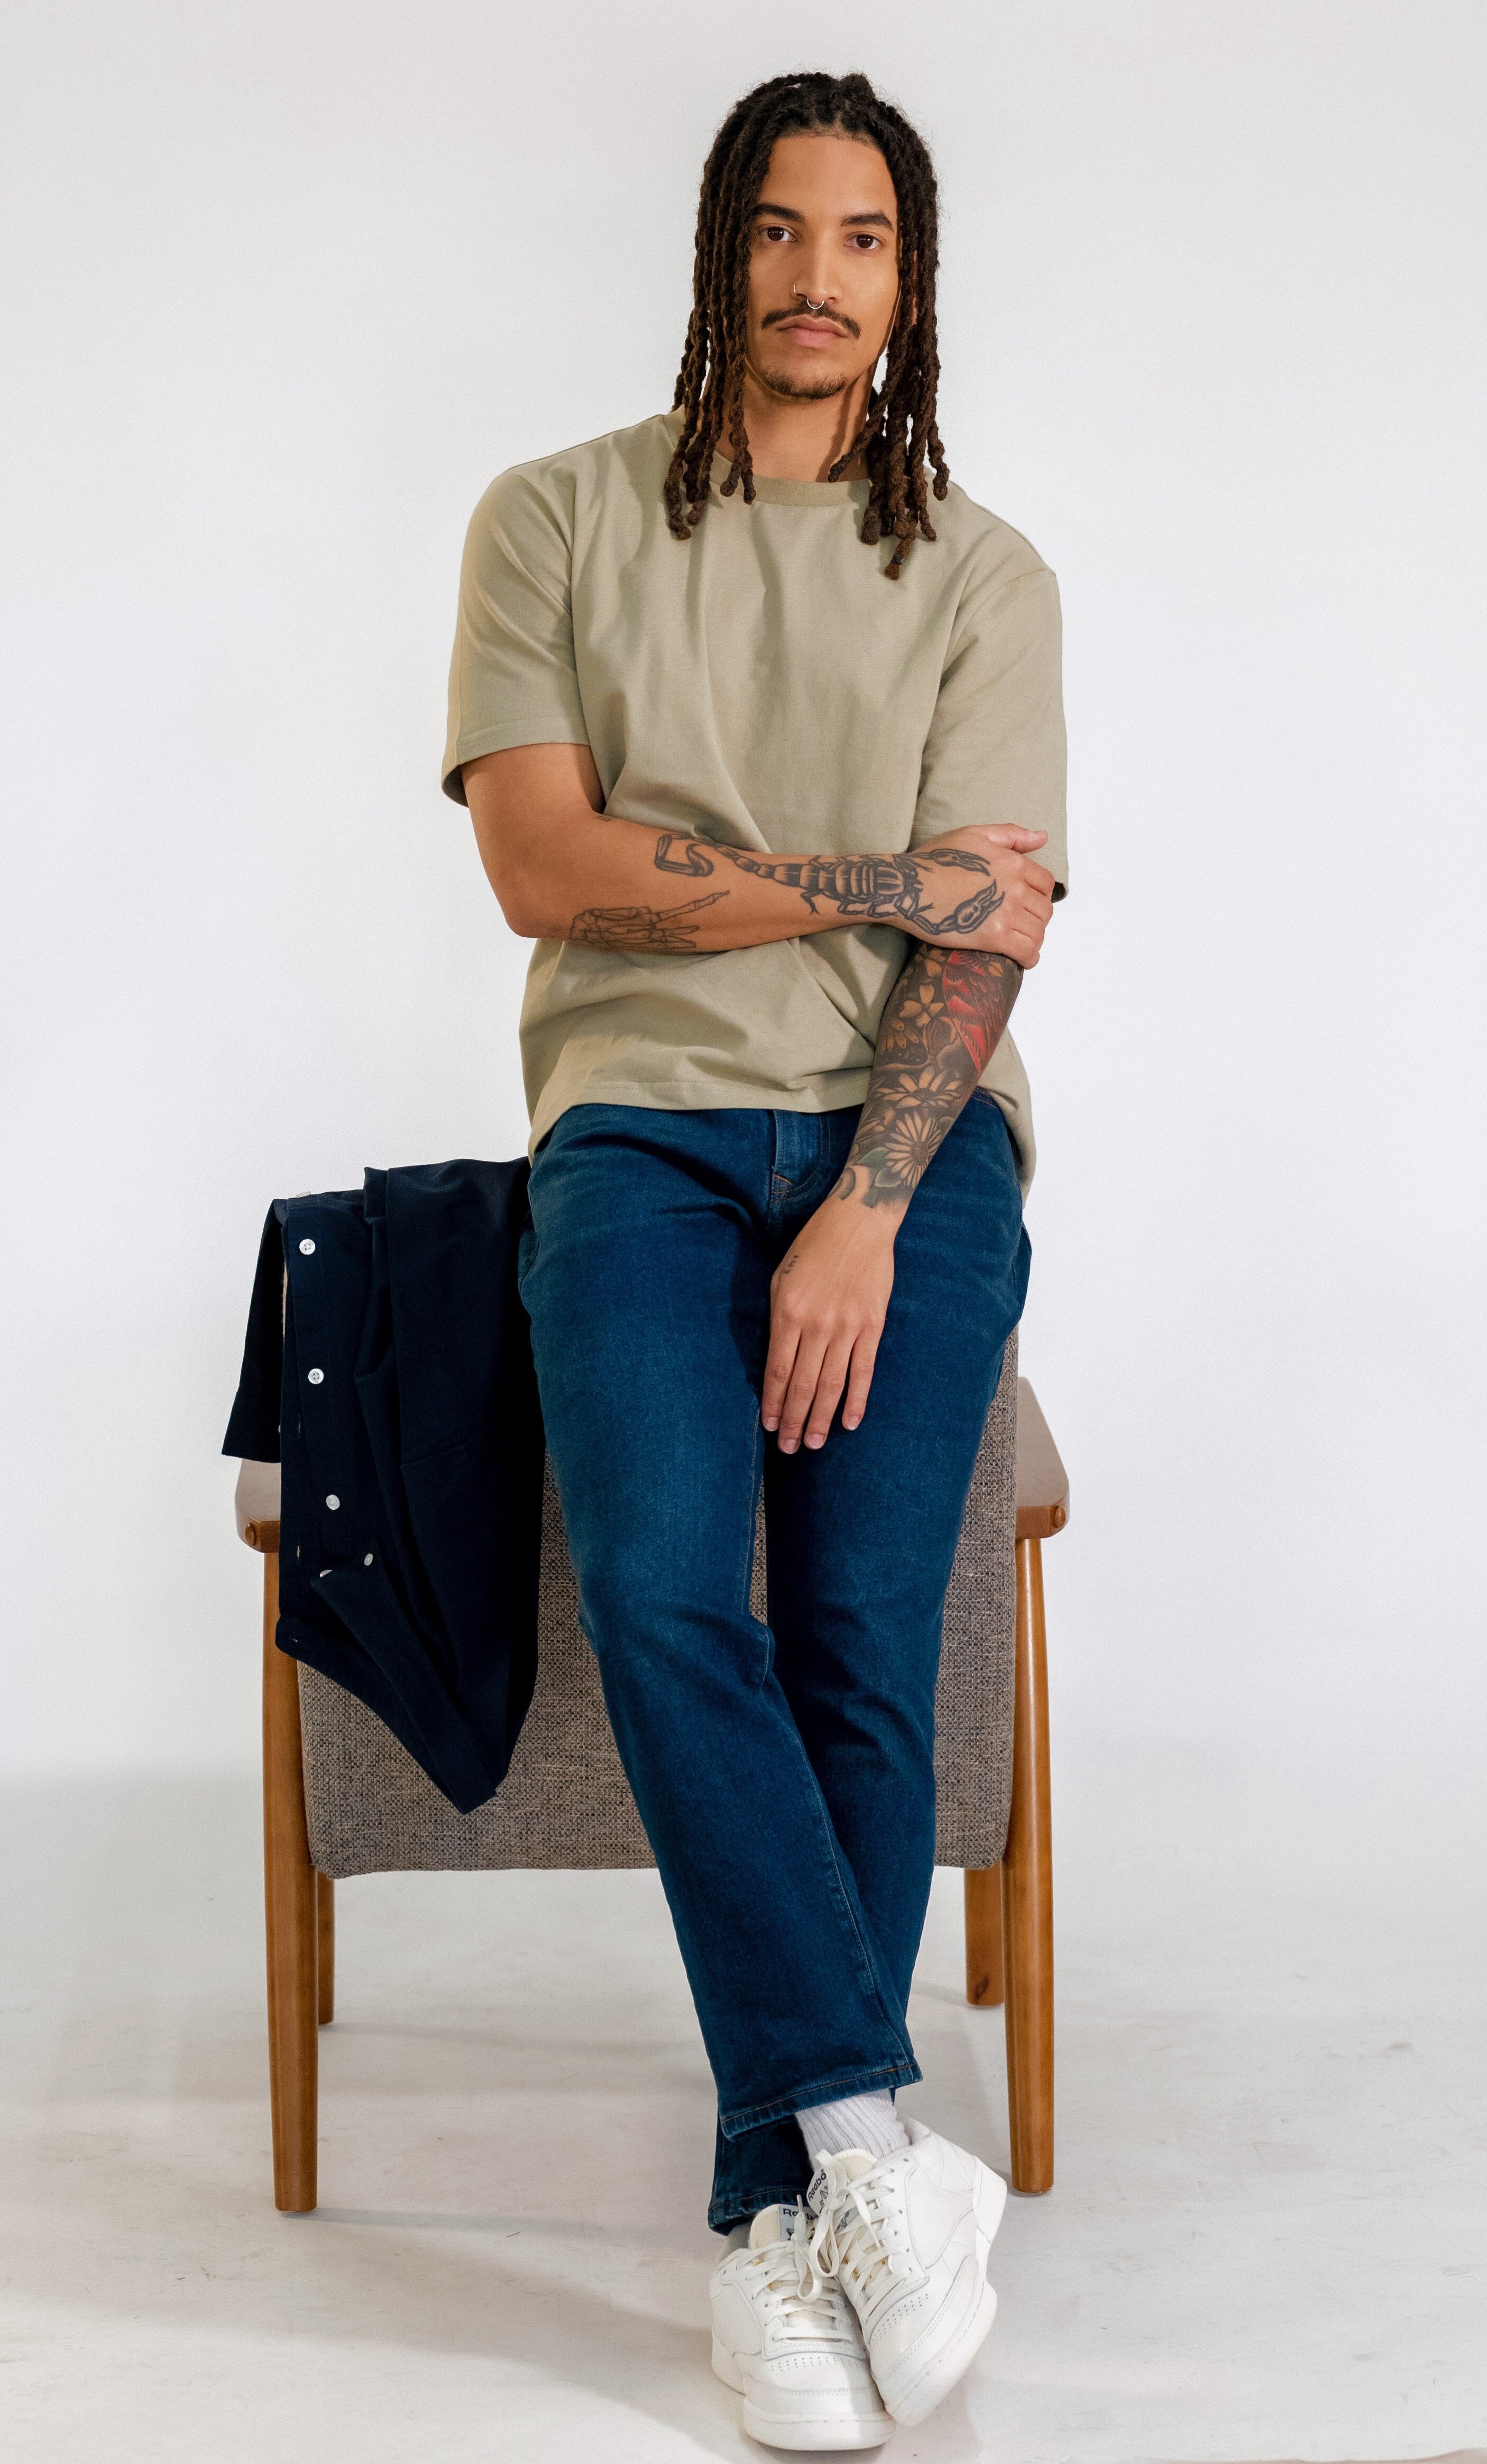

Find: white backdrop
[3,2,1484,1885]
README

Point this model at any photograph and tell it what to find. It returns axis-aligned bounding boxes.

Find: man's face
[745,131,902,405]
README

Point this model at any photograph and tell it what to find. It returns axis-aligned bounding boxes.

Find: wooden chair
[235,1337,1069,2216]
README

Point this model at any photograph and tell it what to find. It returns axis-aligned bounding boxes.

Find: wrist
[834,1161,909,1231]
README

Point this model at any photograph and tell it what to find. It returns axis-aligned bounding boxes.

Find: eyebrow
[752,200,896,230]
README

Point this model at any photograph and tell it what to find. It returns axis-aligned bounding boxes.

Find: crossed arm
[464,743,1053,1451]
[464,742,1051,965]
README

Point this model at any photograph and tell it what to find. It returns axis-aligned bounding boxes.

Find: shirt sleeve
[910,561,1068,898]
[441,464,591,806]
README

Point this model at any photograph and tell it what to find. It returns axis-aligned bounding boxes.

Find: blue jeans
[518,1096,1030,2229]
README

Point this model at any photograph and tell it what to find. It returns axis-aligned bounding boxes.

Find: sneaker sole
[712,2337,893,2451]
[877,2160,1008,2429]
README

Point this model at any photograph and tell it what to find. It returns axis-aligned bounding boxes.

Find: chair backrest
[299,1330,1019,1878]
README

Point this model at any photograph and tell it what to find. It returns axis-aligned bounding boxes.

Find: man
[444,69,1064,2451]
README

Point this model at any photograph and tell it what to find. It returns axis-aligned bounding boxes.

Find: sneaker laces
[749,2207,860,2348]
[803,2154,907,2309]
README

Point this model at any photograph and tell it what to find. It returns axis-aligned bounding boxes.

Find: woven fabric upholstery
[930,1324,1019,1868]
[300,1329,1018,1878]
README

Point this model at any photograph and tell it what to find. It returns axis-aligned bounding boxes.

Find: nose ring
[792,288,831,313]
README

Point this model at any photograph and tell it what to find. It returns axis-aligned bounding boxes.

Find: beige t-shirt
[443,410,1067,1187]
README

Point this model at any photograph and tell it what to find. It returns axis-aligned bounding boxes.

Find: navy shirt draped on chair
[223,1160,544,1813]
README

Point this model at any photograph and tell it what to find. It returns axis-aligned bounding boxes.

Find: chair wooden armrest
[1015,1379,1069,1542]
[235,1459,281,1555]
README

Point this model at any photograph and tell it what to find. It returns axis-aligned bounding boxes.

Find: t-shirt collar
[659,408,871,509]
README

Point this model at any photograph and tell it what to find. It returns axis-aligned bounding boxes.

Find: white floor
[3,1761,1484,2464]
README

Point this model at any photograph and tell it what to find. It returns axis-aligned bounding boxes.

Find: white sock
[796,2088,910,2164]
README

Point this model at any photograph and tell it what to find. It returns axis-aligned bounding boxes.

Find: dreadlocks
[664,71,950,580]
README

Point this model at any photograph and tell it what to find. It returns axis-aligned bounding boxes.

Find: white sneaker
[710,2202,894,2451]
[802,2118,1007,2428]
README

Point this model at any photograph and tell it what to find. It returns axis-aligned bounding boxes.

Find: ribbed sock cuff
[795,2087,910,2163]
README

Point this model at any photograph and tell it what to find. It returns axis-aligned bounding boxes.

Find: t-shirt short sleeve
[441,464,591,806]
[910,560,1068,898]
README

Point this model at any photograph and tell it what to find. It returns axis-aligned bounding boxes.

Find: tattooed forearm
[568,832,1008,954]
[653,832,719,877]
[722,845,1006,940]
[837,945,1022,1212]
[569,889,728,950]
[565,830,1007,948]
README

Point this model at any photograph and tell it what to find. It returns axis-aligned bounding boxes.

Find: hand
[761,1192,898,1454]
[908,824,1055,966]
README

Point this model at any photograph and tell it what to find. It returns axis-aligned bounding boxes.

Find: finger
[1011,864,1055,901]
[976,825,1049,850]
[1011,888,1054,934]
[776,1335,830,1454]
[761,1315,801,1431]
[969,908,1042,961]
[841,1328,882,1432]
[802,1343,852,1450]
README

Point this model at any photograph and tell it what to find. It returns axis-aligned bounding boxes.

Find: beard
[752,362,853,402]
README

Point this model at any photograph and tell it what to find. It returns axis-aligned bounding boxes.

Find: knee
[577,1546,760,1684]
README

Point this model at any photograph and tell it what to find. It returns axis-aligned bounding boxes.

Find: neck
[737,361,874,482]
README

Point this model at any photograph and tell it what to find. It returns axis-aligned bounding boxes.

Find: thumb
[977,825,1049,850]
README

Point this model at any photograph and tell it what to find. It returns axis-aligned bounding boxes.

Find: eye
[848,233,884,252]
[756,223,794,245]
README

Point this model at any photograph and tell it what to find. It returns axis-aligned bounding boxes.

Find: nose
[795,245,839,306]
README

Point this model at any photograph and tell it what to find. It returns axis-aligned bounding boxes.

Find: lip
[775,316,846,346]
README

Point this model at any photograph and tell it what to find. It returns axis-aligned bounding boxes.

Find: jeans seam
[777,1149,838,1220]
[739,1521,912,2102]
[803,1149,841,1207]
[778,1712,916,2075]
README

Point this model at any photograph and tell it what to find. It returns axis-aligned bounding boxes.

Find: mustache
[761,304,861,339]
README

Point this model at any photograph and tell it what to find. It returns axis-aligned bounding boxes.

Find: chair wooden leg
[1002,1535,1054,2192]
[964,1867,1005,2006]
[262,1553,318,2211]
[316,1872,335,2025]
